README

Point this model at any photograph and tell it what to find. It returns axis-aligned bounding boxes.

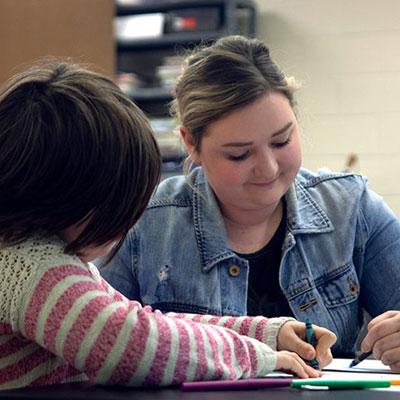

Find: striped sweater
[0,236,288,389]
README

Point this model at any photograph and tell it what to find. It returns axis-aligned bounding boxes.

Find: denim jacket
[99,167,400,355]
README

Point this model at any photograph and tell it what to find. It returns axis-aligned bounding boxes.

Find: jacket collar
[285,180,334,234]
[191,168,334,272]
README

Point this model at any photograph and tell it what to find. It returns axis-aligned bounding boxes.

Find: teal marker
[305,319,320,370]
[292,379,392,389]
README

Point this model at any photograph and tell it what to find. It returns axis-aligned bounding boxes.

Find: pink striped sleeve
[165,313,291,350]
[19,263,276,386]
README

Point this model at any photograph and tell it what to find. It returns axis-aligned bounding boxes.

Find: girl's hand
[361,311,400,372]
[275,351,322,378]
[277,321,336,368]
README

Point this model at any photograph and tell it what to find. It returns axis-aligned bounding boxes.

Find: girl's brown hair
[0,60,161,258]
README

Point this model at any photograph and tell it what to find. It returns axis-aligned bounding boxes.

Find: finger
[378,343,400,366]
[289,335,316,360]
[275,352,305,378]
[287,354,320,378]
[372,331,400,360]
[368,311,399,330]
[314,330,336,367]
[388,360,400,373]
[295,324,336,360]
[314,329,337,350]
[303,365,321,378]
[289,353,321,378]
[288,361,308,379]
[365,319,400,351]
[362,315,400,352]
[277,322,316,359]
[316,348,333,369]
[314,326,337,343]
[276,352,320,378]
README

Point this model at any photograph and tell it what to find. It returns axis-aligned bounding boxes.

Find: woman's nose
[253,149,279,179]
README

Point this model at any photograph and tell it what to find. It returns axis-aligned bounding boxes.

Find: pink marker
[181,378,292,391]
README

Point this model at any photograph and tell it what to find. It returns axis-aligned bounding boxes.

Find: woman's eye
[272,137,291,148]
[227,151,250,161]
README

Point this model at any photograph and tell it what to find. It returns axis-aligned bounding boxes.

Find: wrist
[263,317,296,350]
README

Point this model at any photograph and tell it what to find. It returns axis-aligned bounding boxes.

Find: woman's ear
[180,126,201,164]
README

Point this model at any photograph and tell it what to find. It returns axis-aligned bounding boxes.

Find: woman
[99,36,400,369]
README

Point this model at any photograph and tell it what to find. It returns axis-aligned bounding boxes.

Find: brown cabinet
[0,0,114,86]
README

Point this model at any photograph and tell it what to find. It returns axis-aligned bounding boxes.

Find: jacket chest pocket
[316,263,360,308]
[286,263,361,355]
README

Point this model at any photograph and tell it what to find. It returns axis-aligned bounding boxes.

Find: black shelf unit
[117,30,222,50]
[115,0,257,174]
[116,0,256,47]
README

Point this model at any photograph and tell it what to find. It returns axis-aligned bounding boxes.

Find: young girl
[0,60,331,390]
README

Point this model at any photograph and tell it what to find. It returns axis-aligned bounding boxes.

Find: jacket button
[348,276,359,295]
[228,265,241,277]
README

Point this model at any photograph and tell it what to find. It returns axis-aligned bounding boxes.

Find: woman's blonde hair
[171,35,299,157]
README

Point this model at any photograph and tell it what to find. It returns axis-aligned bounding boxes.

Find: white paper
[324,358,393,373]
[267,359,400,391]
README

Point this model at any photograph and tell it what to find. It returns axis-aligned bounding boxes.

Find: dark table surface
[0,383,398,400]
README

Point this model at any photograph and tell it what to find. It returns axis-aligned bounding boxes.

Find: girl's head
[172,35,299,153]
[0,60,161,260]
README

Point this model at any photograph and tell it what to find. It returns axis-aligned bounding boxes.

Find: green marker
[292,379,391,389]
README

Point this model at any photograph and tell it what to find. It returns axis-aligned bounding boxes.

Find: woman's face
[183,91,302,216]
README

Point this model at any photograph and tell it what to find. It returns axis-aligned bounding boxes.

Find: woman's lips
[249,178,278,187]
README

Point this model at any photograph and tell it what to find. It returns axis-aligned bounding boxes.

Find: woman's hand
[361,311,400,372]
[277,320,336,368]
[275,350,322,378]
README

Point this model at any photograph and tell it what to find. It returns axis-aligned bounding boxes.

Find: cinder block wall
[256,0,400,215]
